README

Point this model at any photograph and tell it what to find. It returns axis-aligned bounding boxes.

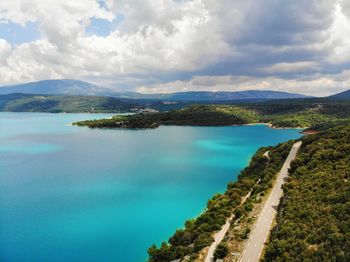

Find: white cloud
[136,71,350,97]
[0,38,11,58]
[0,0,349,96]
[325,2,350,64]
[260,62,321,74]
[0,0,233,83]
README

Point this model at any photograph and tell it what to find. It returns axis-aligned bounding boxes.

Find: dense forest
[263,125,350,261]
[73,105,259,128]
[148,141,295,261]
[74,99,350,129]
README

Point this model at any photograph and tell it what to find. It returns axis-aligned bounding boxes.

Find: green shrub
[214,242,229,260]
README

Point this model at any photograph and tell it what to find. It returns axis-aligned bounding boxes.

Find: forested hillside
[0,94,144,113]
[246,99,350,128]
[264,125,350,261]
[73,105,259,128]
[74,99,350,129]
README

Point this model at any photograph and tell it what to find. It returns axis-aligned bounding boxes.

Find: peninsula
[73,99,350,130]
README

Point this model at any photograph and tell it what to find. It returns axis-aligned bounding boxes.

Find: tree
[214,242,229,260]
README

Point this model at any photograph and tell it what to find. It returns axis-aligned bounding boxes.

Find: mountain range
[0,79,121,97]
[0,79,349,114]
[0,79,313,101]
[329,89,350,99]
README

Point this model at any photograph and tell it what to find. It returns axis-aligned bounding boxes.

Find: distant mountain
[0,79,122,97]
[0,79,310,101]
[145,90,310,101]
[0,93,187,113]
[329,89,350,99]
[0,93,142,113]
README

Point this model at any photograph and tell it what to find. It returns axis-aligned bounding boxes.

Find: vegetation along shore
[147,124,349,262]
[73,98,350,130]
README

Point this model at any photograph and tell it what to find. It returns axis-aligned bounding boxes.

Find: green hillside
[74,99,350,129]
[264,125,350,261]
[0,93,145,113]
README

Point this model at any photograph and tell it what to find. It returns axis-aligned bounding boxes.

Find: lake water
[0,113,302,262]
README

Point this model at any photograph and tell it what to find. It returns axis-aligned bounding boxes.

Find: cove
[0,113,302,262]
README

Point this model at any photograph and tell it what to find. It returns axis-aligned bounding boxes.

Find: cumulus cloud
[0,38,11,56]
[136,71,350,97]
[0,0,233,83]
[326,2,350,64]
[260,62,321,74]
[0,0,349,96]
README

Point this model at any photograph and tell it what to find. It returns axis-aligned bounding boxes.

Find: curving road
[239,141,302,262]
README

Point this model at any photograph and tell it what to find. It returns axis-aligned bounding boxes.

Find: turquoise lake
[0,113,302,262]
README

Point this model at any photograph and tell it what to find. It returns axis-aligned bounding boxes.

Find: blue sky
[86,14,124,37]
[0,21,40,45]
[0,0,350,96]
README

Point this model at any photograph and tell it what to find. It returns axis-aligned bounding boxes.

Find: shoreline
[301,129,319,135]
[73,119,307,131]
[265,122,306,130]
[148,139,302,261]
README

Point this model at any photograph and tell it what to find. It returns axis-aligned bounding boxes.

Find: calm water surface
[0,113,302,262]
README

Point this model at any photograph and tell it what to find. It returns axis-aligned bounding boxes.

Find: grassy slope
[263,125,350,261]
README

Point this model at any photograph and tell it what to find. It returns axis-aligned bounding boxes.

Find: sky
[0,0,350,96]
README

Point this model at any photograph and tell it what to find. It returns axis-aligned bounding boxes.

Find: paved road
[205,192,252,262]
[239,141,302,262]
